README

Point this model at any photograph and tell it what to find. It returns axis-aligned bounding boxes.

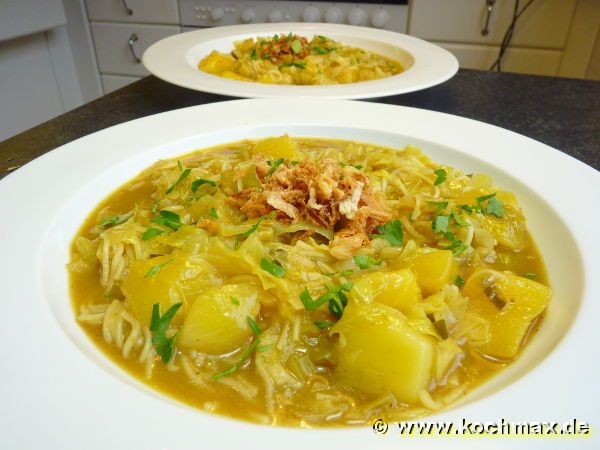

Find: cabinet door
[101,74,141,94]
[85,0,179,24]
[408,0,575,49]
[91,23,180,76]
[438,42,561,76]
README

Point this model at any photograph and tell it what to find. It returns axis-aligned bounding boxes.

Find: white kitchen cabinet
[407,0,598,77]
[91,22,180,77]
[85,0,180,24]
[437,42,562,76]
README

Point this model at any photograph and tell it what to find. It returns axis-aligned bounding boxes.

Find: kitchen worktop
[1,69,599,179]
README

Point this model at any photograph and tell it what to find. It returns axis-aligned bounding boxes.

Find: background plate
[142,23,458,99]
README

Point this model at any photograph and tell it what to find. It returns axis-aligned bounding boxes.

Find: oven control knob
[269,9,283,22]
[210,7,224,21]
[347,8,366,26]
[302,6,320,23]
[241,7,256,23]
[370,9,389,28]
[324,7,342,24]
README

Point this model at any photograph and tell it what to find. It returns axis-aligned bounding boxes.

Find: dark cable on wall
[489,0,537,72]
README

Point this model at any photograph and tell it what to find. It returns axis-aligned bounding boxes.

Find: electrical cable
[489,0,537,72]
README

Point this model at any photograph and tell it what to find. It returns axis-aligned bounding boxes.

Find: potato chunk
[123,253,219,327]
[253,135,299,160]
[463,270,551,360]
[199,51,235,75]
[178,283,261,354]
[351,269,421,317]
[412,250,457,296]
[332,300,435,405]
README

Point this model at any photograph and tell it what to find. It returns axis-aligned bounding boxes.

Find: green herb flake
[250,48,257,60]
[212,338,261,380]
[141,227,166,241]
[279,62,306,69]
[432,215,450,234]
[485,197,505,218]
[285,32,293,42]
[100,212,132,228]
[300,282,352,320]
[260,258,286,278]
[166,168,191,194]
[246,316,262,336]
[340,269,354,277]
[428,201,448,212]
[230,296,240,305]
[209,207,218,219]
[290,39,303,54]
[266,158,284,176]
[191,178,216,193]
[144,259,174,278]
[314,321,336,330]
[522,272,537,279]
[443,232,469,256]
[450,210,469,227]
[150,302,183,363]
[311,46,333,55]
[454,275,465,287]
[150,210,182,230]
[373,219,404,246]
[459,204,474,214]
[353,255,381,270]
[236,212,275,247]
[433,169,447,186]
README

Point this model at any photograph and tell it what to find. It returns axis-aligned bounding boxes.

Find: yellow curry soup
[69,136,551,426]
[198,34,403,85]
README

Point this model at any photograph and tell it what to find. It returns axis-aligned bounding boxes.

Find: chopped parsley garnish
[285,32,293,42]
[450,210,469,227]
[141,227,166,241]
[311,46,334,55]
[144,259,174,278]
[485,197,505,217]
[191,178,216,193]
[266,158,284,176]
[300,282,352,319]
[150,302,182,363]
[250,48,257,60]
[373,220,404,246]
[230,296,240,305]
[475,192,506,217]
[260,258,286,278]
[209,207,218,219]
[290,39,303,54]
[432,215,450,234]
[428,201,448,212]
[166,165,191,194]
[212,338,261,381]
[443,232,469,256]
[433,168,447,186]
[454,275,465,287]
[150,210,182,230]
[279,62,306,69]
[459,204,474,213]
[353,255,381,270]
[100,212,132,228]
[246,316,261,336]
[314,321,336,330]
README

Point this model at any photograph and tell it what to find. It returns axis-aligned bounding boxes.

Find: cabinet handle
[128,33,141,63]
[481,0,496,36]
[121,0,134,15]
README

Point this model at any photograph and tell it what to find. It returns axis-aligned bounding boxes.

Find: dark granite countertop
[1,69,598,179]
